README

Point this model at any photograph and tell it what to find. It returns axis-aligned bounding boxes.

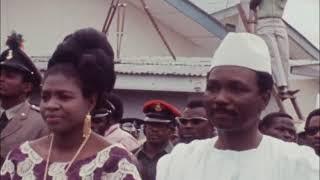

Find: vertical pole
[139,0,176,60]
[102,0,120,34]
[290,97,304,120]
[272,86,286,113]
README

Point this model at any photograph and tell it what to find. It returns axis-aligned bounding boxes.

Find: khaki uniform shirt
[0,101,48,162]
[258,0,287,19]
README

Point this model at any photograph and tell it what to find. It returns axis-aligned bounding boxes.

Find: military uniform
[133,100,181,180]
[0,101,47,162]
[0,32,47,166]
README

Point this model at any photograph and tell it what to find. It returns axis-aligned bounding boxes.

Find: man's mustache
[210,107,237,117]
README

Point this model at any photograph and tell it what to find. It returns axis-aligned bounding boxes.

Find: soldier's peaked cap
[0,32,42,88]
[143,100,181,123]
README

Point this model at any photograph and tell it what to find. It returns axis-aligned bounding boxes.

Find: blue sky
[191,0,319,48]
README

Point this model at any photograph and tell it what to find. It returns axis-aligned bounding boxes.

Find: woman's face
[40,73,95,134]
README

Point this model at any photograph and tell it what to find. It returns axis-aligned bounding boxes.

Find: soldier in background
[0,32,48,167]
[133,99,180,180]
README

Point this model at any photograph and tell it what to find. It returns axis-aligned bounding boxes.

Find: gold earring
[83,114,92,138]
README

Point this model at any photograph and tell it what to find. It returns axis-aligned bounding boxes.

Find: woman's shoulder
[158,138,214,168]
[88,134,141,178]
[89,133,138,165]
[97,143,137,165]
[5,141,37,161]
[0,141,41,177]
[80,143,141,179]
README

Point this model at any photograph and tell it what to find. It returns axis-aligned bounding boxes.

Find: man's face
[305,115,320,155]
[262,117,296,142]
[0,68,31,97]
[144,122,171,144]
[204,66,269,132]
[177,107,213,143]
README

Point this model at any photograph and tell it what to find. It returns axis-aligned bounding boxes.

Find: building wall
[115,74,206,92]
[115,78,318,122]
[115,76,317,124]
[0,0,206,57]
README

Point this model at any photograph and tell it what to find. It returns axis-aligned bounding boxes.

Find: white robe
[157,136,319,180]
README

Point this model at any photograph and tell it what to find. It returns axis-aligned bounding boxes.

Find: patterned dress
[0,142,141,180]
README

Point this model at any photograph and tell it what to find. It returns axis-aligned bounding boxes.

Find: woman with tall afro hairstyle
[0,28,141,180]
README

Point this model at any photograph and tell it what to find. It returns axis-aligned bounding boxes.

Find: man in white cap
[156,32,319,180]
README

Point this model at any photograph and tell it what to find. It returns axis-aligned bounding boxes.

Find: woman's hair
[45,28,115,99]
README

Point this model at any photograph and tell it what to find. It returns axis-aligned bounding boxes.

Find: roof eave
[164,0,228,39]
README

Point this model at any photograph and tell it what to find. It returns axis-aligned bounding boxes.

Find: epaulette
[30,104,40,112]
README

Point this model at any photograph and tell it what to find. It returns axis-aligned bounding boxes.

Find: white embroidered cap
[210,32,272,74]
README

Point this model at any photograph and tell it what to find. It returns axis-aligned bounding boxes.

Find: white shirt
[157,136,319,180]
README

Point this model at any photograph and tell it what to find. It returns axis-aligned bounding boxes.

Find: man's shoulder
[17,102,40,115]
[22,102,39,112]
[17,103,46,130]
[156,138,214,179]
[164,138,214,160]
[12,102,42,122]
[263,135,309,151]
[30,104,40,112]
[26,104,43,121]
[263,136,318,160]
[105,125,140,151]
[262,136,319,179]
[113,126,138,142]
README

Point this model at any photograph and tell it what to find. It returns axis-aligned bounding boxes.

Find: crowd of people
[1,0,319,179]
[0,29,319,180]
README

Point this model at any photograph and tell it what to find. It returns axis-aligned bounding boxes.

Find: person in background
[120,117,144,139]
[91,93,140,151]
[133,99,180,180]
[156,32,319,180]
[304,108,320,156]
[176,99,216,144]
[259,112,296,142]
[0,32,47,167]
[249,0,299,100]
[169,126,180,146]
[0,28,141,179]
[297,131,309,146]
